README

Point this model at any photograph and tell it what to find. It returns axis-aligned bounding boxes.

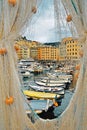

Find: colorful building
[15,37,40,59]
[38,45,59,61]
[59,37,81,61]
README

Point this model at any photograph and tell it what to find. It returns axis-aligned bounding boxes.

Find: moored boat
[21,71,32,78]
[29,82,65,95]
[35,81,66,88]
[23,90,63,100]
[41,78,71,84]
[47,72,73,81]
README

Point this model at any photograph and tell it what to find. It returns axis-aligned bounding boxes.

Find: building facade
[38,45,59,61]
[59,42,66,61]
[15,37,40,59]
[59,37,81,61]
[30,47,38,60]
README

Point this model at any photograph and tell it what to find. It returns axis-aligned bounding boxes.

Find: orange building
[38,45,59,61]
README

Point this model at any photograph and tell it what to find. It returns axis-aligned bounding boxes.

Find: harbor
[18,59,76,119]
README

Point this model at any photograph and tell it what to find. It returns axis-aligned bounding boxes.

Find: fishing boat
[23,90,63,100]
[40,77,71,89]
[47,72,73,81]
[35,81,66,88]
[41,78,71,84]
[33,65,43,74]
[21,71,32,78]
[29,82,65,95]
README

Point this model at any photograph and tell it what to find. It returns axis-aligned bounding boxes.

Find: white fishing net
[0,0,87,130]
[26,1,87,130]
[0,0,41,130]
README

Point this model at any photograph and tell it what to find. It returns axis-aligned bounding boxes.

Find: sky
[23,0,72,43]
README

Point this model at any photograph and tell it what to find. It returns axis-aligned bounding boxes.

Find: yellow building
[17,46,30,59]
[66,38,79,60]
[59,37,81,61]
[38,45,59,61]
[15,37,40,59]
[15,39,30,59]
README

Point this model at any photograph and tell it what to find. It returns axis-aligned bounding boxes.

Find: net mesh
[26,0,87,130]
[0,0,41,130]
[0,0,87,130]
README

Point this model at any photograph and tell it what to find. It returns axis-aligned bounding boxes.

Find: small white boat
[41,78,71,84]
[35,81,66,88]
[26,67,34,73]
[34,65,43,73]
[47,72,73,81]
[21,71,32,78]
[29,83,65,95]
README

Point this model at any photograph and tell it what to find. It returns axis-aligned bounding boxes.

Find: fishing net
[0,0,87,130]
[27,1,87,130]
[0,0,41,130]
[26,0,87,130]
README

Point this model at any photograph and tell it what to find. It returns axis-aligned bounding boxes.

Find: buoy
[8,0,16,6]
[5,96,14,105]
[66,15,72,22]
[0,48,7,55]
[54,101,58,107]
[32,7,37,14]
[79,50,83,57]
[14,44,20,51]
[75,64,80,70]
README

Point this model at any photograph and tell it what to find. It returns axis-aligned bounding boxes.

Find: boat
[40,78,71,89]
[41,78,71,84]
[19,58,35,66]
[47,72,73,81]
[35,81,66,88]
[33,65,43,74]
[21,71,32,78]
[23,90,63,100]
[29,82,65,95]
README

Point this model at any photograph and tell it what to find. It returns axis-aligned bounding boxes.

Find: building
[66,38,79,61]
[15,37,40,59]
[30,47,38,60]
[15,39,30,59]
[38,45,59,62]
[59,42,66,61]
[59,37,81,61]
